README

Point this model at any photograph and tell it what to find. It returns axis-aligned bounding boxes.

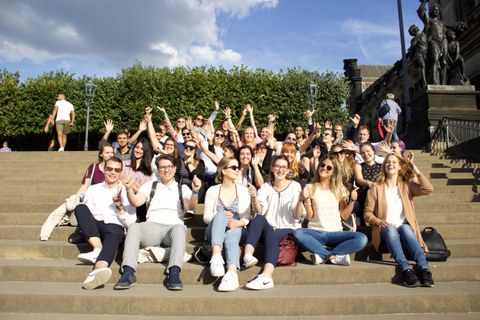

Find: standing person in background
[0,141,12,152]
[51,93,74,152]
[379,93,402,141]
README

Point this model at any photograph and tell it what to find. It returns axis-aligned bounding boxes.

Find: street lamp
[309,80,318,113]
[84,80,97,151]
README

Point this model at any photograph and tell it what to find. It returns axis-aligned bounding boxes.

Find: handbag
[342,213,357,232]
[378,100,391,118]
[421,227,451,261]
[277,234,298,267]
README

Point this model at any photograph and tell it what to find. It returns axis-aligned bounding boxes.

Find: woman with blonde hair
[203,157,252,291]
[364,152,434,287]
[294,155,367,266]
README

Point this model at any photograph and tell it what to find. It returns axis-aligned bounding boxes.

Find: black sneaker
[167,273,183,291]
[113,273,137,290]
[419,268,435,287]
[402,269,420,287]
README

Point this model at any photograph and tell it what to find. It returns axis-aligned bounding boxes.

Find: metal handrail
[429,117,480,155]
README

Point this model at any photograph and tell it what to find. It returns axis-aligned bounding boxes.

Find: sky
[0,0,423,82]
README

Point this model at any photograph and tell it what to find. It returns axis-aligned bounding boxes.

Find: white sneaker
[77,250,99,264]
[311,253,324,265]
[82,267,112,290]
[218,271,239,292]
[243,255,258,269]
[58,147,64,152]
[245,274,274,290]
[331,254,351,266]
[209,254,225,277]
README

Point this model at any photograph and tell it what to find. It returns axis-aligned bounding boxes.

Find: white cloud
[0,0,277,73]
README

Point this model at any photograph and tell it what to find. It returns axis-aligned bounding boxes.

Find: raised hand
[350,114,361,127]
[247,182,257,198]
[378,141,392,154]
[123,173,135,192]
[407,150,415,163]
[325,120,331,129]
[113,185,122,207]
[156,106,166,114]
[350,187,359,202]
[191,175,202,193]
[145,107,152,115]
[104,119,114,132]
[139,119,147,131]
[214,100,220,110]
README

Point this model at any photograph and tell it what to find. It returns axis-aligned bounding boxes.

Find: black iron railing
[429,118,480,155]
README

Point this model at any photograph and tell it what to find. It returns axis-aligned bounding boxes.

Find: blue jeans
[293,228,367,261]
[205,212,246,269]
[380,224,429,271]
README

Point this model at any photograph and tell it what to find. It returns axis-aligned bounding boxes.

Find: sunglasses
[226,165,240,171]
[331,150,345,156]
[196,117,204,121]
[182,131,191,136]
[105,166,122,173]
[319,162,333,172]
[185,145,196,151]
[215,133,225,138]
[177,120,185,123]
[286,137,296,141]
[322,132,331,136]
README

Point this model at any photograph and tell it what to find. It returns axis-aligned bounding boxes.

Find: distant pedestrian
[51,93,75,151]
[379,93,401,141]
[0,141,12,152]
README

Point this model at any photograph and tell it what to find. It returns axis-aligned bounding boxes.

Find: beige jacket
[363,173,433,253]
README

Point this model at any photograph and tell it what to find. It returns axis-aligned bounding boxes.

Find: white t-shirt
[139,179,192,225]
[385,186,406,227]
[55,100,74,121]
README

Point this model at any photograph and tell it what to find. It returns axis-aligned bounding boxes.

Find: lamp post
[309,80,318,113]
[84,80,97,151]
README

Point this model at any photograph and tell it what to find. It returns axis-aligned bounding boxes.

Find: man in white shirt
[74,157,136,290]
[51,93,75,151]
[114,155,201,291]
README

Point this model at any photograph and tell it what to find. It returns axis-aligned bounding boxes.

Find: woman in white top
[243,155,303,290]
[203,157,252,291]
[293,155,367,266]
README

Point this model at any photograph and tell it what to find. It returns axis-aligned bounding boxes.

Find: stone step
[0,238,477,261]
[2,314,480,320]
[0,281,478,316]
[417,211,480,224]
[0,258,478,286]
[414,201,480,213]
[2,223,477,242]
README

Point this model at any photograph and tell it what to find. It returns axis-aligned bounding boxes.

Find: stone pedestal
[404,85,480,149]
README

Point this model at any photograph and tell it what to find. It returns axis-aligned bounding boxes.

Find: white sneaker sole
[82,268,112,290]
[244,257,258,269]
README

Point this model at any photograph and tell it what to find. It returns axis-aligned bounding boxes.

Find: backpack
[146,178,185,215]
[378,100,391,118]
[421,227,451,261]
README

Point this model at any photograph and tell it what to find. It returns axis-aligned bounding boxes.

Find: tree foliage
[0,64,350,150]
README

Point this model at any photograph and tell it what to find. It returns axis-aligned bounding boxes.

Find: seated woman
[237,145,264,189]
[182,140,206,203]
[364,152,434,288]
[293,155,367,266]
[40,144,115,241]
[263,142,310,187]
[354,142,383,226]
[203,157,252,291]
[122,138,154,222]
[244,155,302,290]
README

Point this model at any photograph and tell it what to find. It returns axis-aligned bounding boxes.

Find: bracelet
[192,190,199,195]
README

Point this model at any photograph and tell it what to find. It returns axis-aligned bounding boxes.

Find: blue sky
[0,0,422,82]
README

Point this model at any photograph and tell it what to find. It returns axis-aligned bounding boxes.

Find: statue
[417,0,448,85]
[446,30,467,84]
[408,24,428,88]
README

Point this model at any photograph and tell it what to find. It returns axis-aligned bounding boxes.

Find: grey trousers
[121,221,186,272]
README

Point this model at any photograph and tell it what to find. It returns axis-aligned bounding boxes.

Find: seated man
[74,157,136,290]
[114,155,201,291]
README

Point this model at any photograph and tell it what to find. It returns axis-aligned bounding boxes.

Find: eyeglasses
[322,132,331,136]
[273,164,289,171]
[185,145,196,151]
[319,162,333,172]
[165,143,175,148]
[105,166,122,173]
[215,133,225,138]
[226,165,240,171]
[331,150,345,156]
[158,165,174,171]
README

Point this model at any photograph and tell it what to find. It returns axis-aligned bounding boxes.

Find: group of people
[64,99,434,292]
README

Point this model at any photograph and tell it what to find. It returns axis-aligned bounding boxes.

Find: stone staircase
[0,151,479,319]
